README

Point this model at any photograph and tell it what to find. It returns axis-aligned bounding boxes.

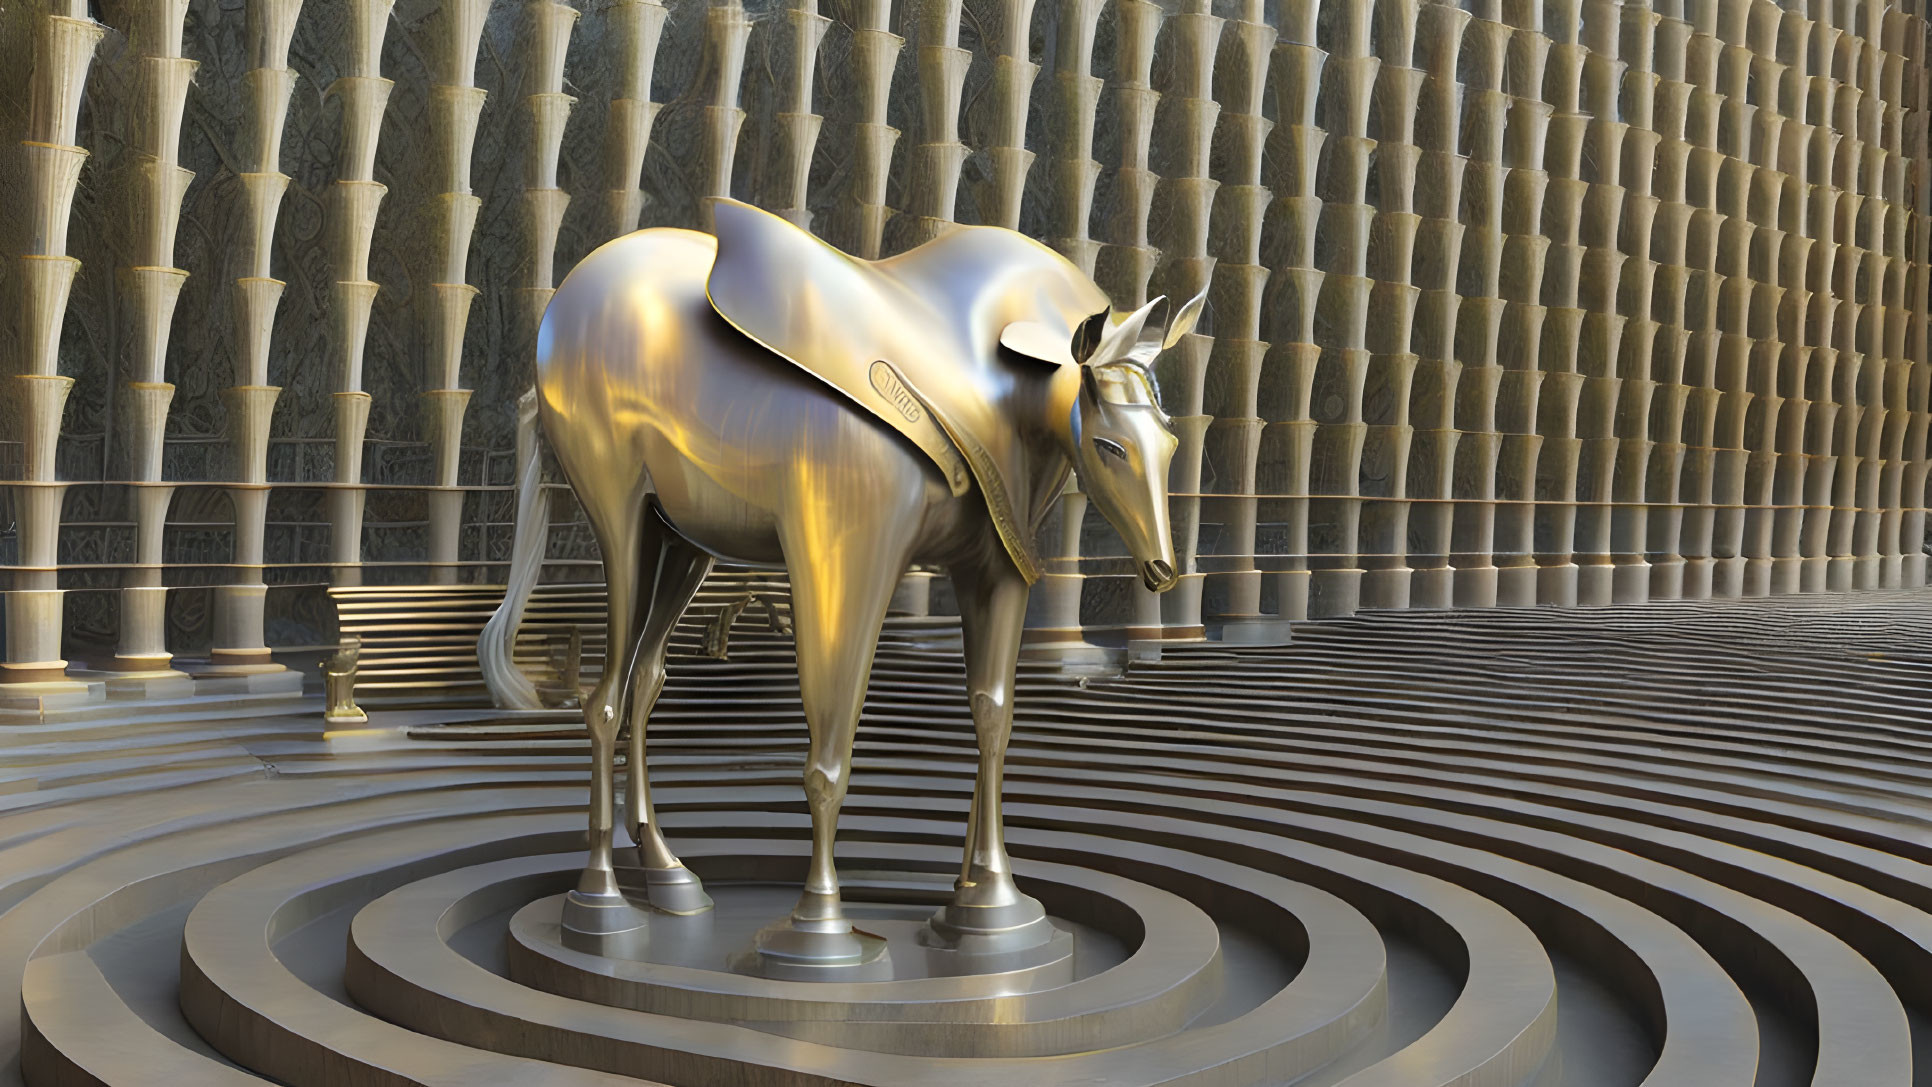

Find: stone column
[698,0,751,223]
[424,0,488,585]
[1459,3,1513,607]
[1151,0,1221,638]
[2,3,102,700]
[1021,477,1113,666]
[209,0,302,677]
[1099,0,1164,642]
[1795,4,1840,594]
[521,2,579,336]
[1532,0,1587,605]
[772,0,829,229]
[1609,1,1663,603]
[1408,1,1469,609]
[1491,0,1553,610]
[1023,0,1105,654]
[1645,0,1696,599]
[1204,0,1278,636]
[1902,0,1931,588]
[1358,0,1420,611]
[1259,0,1327,622]
[1732,0,1788,598]
[1046,0,1105,273]
[1706,0,1758,597]
[329,0,394,589]
[1873,10,1911,588]
[1771,5,1818,595]
[903,0,970,246]
[1676,3,1723,599]
[976,0,1040,230]
[104,0,195,691]
[604,0,668,238]
[1824,1,1867,590]
[848,0,903,257]
[1307,0,1374,618]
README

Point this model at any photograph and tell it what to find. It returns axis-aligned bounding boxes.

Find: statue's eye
[1093,436,1128,461]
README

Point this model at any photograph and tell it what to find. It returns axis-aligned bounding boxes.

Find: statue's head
[1002,291,1205,593]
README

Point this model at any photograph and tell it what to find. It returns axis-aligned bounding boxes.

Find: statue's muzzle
[1141,559,1177,593]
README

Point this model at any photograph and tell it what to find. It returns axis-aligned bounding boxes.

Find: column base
[181,665,305,698]
[1017,635,1127,675]
[1769,557,1802,595]
[0,661,81,686]
[1851,555,1880,590]
[1494,565,1538,608]
[1739,558,1773,597]
[201,647,286,677]
[0,678,103,718]
[1271,570,1311,622]
[1610,562,1651,604]
[1648,558,1684,600]
[888,571,935,617]
[1211,615,1295,646]
[1308,568,1363,619]
[1576,562,1614,606]
[1825,556,1855,591]
[1903,553,1926,587]
[1409,567,1454,610]
[1359,567,1413,611]
[1711,556,1748,598]
[1453,565,1500,609]
[1680,558,1714,600]
[1879,554,1904,589]
[68,666,198,701]
[1799,556,1830,593]
[1157,574,1208,642]
[1536,563,1579,607]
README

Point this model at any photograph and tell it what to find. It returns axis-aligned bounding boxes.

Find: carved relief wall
[0,0,1927,675]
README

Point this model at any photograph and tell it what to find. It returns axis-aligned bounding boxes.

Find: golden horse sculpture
[481,199,1201,968]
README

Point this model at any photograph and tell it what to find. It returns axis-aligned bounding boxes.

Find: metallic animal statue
[482,199,1200,965]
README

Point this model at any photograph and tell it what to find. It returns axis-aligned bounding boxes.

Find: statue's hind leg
[561,492,655,943]
[754,480,921,966]
[620,512,714,914]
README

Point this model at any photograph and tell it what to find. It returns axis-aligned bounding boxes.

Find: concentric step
[9,589,1932,1084]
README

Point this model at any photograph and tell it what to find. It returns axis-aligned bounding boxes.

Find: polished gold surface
[498,200,1199,959]
[321,637,366,726]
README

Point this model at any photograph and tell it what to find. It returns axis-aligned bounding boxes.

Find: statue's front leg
[928,562,1052,951]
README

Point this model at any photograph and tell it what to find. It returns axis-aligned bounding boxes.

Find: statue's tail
[479,388,547,709]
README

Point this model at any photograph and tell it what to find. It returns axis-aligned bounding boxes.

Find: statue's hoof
[641,864,714,915]
[560,888,652,955]
[924,888,1056,955]
[754,918,869,964]
[738,913,892,980]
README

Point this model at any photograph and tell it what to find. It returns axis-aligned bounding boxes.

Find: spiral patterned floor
[9,589,1932,1085]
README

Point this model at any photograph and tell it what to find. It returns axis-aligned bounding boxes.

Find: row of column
[4,0,1928,689]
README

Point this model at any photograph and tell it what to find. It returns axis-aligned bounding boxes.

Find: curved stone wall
[0,0,1927,674]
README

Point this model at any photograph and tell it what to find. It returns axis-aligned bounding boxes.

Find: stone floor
[7,588,1932,1084]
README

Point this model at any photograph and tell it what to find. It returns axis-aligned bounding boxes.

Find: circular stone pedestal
[344,842,1247,1061]
[530,883,1079,984]
[492,856,1220,1057]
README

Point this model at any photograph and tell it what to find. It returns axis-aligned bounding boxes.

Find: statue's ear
[1162,286,1209,349]
[1090,296,1164,365]
[1070,310,1109,363]
[999,320,1074,366]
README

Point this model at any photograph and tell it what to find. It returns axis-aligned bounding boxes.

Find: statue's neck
[1009,364,1081,533]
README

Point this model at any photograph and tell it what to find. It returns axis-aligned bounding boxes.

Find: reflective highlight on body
[486,200,1202,965]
